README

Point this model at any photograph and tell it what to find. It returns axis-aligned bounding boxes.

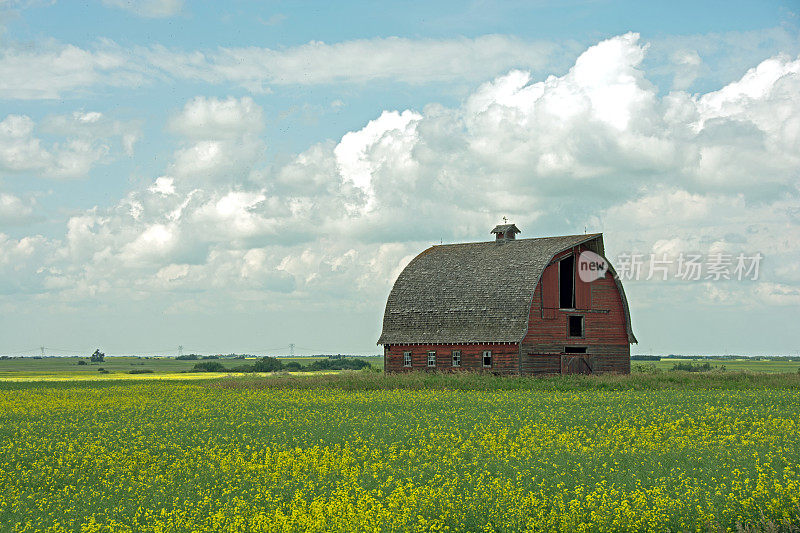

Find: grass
[649,358,800,374]
[214,367,800,391]
[0,355,383,380]
[0,371,799,531]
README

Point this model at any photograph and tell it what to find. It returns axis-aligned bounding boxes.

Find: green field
[2,355,797,380]
[639,358,800,374]
[1,371,798,532]
[0,356,384,380]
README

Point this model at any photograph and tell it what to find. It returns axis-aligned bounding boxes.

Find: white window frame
[427,351,436,367]
[482,350,492,368]
[452,350,461,367]
[403,351,412,367]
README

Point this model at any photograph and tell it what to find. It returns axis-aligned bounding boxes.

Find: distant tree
[671,362,713,372]
[90,349,105,363]
[192,361,227,372]
[251,357,283,372]
[306,358,371,371]
[283,361,303,371]
[77,360,87,366]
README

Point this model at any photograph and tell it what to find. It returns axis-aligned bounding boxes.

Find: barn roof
[377,232,637,345]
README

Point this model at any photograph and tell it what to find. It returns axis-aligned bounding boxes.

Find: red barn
[378,225,637,374]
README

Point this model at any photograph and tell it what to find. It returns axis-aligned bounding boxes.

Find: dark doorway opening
[559,255,574,309]
[565,346,587,354]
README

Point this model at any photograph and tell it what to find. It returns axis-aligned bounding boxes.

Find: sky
[1,0,799,357]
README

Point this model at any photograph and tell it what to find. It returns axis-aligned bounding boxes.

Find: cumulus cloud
[4,33,800,332]
[168,96,264,139]
[334,109,422,212]
[167,97,266,186]
[2,26,798,104]
[0,114,106,178]
[0,192,36,225]
[0,112,138,178]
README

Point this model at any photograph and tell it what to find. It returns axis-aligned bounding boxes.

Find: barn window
[559,255,575,309]
[565,346,587,353]
[452,350,461,367]
[482,350,492,368]
[569,315,584,337]
[403,351,412,367]
[427,351,436,367]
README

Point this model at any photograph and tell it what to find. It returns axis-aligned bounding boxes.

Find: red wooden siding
[385,343,519,374]
[541,263,558,319]
[522,244,630,374]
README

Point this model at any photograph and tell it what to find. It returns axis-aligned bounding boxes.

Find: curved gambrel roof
[378,233,636,345]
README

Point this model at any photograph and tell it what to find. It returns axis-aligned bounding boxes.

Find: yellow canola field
[1,381,798,532]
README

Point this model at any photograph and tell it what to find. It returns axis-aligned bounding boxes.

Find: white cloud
[0,192,35,225]
[753,282,800,306]
[334,109,421,211]
[42,111,141,157]
[3,33,799,331]
[0,41,143,100]
[669,49,703,90]
[168,96,264,139]
[0,114,106,178]
[0,112,138,178]
[101,0,183,18]
[1,27,797,102]
[146,35,561,91]
[646,26,800,92]
[148,176,175,196]
[167,97,266,186]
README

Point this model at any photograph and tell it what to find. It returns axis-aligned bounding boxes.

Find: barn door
[561,355,594,374]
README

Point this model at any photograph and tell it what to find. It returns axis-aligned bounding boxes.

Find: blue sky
[1,1,799,356]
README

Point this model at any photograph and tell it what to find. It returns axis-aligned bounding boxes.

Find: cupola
[491,223,520,242]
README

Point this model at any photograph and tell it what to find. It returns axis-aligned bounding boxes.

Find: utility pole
[289,343,295,357]
[178,345,183,357]
[40,346,45,357]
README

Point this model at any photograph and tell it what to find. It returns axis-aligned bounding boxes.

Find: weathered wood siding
[521,245,631,374]
[385,343,519,373]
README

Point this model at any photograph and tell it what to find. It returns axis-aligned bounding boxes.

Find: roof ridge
[431,232,602,247]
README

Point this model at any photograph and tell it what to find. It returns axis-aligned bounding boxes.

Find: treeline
[661,355,800,361]
[176,354,247,360]
[190,356,372,373]
[633,361,731,373]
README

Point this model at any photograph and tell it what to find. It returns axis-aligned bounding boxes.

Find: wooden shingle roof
[378,232,635,345]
